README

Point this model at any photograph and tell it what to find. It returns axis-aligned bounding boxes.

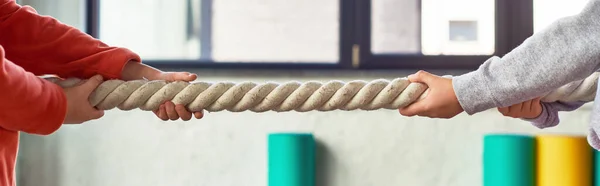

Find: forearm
[453,0,600,114]
[0,0,141,79]
[0,47,65,135]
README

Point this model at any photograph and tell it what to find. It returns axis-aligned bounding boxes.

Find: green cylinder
[595,149,600,186]
[483,134,536,186]
[268,133,315,186]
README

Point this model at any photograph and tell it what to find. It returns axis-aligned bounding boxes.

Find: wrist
[522,103,557,128]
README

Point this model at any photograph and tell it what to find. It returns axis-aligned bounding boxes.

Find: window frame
[84,0,533,70]
[356,0,534,70]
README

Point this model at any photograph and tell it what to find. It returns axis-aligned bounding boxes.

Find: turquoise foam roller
[595,149,600,186]
[483,134,536,186]
[268,133,315,186]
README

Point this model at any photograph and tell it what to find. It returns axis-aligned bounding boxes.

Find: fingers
[500,103,521,118]
[522,99,533,112]
[151,72,201,121]
[154,101,203,121]
[398,71,463,119]
[175,104,193,121]
[194,111,204,119]
[164,101,179,120]
[75,103,105,123]
[407,70,437,84]
[530,97,543,117]
[80,75,105,120]
[90,110,105,120]
[399,72,434,116]
[532,97,542,104]
[498,107,509,114]
[167,72,198,82]
[399,100,429,117]
[182,73,198,81]
[155,105,169,121]
[498,98,543,118]
[81,75,104,93]
[508,102,523,114]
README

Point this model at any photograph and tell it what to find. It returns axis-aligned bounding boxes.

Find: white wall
[13,0,595,186]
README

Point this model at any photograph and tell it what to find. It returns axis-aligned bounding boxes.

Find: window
[98,0,339,63]
[355,0,534,69]
[448,21,479,42]
[22,0,539,70]
[18,0,85,31]
[370,0,420,54]
[371,0,495,56]
[533,0,589,33]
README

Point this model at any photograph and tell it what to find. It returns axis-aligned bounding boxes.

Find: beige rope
[44,77,428,112]
[43,73,598,112]
[540,72,599,103]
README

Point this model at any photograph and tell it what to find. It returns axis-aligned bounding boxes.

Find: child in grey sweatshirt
[398,0,600,149]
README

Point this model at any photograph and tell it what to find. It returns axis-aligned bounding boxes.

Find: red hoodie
[0,1,140,185]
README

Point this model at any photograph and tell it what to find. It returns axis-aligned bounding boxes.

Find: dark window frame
[85,0,533,71]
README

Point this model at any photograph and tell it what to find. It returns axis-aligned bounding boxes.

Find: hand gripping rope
[43,72,599,113]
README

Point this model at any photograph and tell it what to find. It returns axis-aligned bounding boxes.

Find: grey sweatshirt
[452,0,600,149]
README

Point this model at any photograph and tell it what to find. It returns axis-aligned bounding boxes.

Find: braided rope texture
[541,72,599,103]
[45,77,428,112]
[44,72,599,113]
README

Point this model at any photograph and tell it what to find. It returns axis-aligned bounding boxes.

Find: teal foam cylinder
[268,133,315,186]
[483,134,536,186]
[595,150,600,186]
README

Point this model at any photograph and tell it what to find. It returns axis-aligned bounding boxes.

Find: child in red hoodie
[0,1,203,185]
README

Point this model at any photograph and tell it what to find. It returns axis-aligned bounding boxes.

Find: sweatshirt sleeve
[0,0,141,79]
[523,72,596,128]
[452,0,600,114]
[522,101,587,129]
[0,45,65,135]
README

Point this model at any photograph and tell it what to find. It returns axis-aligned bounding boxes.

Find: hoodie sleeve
[0,45,66,135]
[0,0,141,80]
[452,0,600,114]
[523,101,587,128]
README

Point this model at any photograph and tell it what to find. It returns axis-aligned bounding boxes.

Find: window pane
[533,0,588,33]
[371,0,495,55]
[212,0,339,62]
[19,0,84,31]
[100,0,200,60]
[99,0,339,62]
[371,0,420,54]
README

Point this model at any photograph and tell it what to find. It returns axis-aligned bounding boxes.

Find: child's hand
[398,70,464,118]
[151,72,204,121]
[121,61,203,121]
[497,98,542,119]
[63,75,105,124]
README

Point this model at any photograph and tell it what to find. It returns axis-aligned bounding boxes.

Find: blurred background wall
[13,0,593,185]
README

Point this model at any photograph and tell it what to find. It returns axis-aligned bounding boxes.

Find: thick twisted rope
[541,72,600,103]
[44,77,429,112]
[43,72,599,112]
